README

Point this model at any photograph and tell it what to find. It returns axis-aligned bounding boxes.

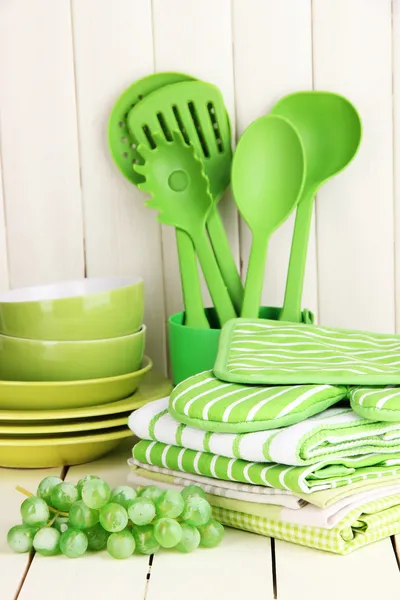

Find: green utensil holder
[168,306,314,385]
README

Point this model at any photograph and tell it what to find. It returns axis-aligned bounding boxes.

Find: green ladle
[108,72,209,329]
[271,91,362,323]
[231,115,306,318]
[134,132,236,326]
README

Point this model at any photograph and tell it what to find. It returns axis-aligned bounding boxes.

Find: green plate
[0,371,172,420]
[0,427,133,468]
[0,411,132,435]
[0,356,153,410]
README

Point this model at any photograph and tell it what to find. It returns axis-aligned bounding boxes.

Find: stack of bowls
[0,277,171,468]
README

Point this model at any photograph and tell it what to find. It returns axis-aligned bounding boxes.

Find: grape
[176,524,201,553]
[107,529,135,559]
[59,529,88,558]
[139,485,164,503]
[132,525,160,555]
[181,485,207,501]
[110,486,137,509]
[82,479,111,509]
[69,501,99,530]
[53,516,69,534]
[99,503,128,532]
[155,490,184,518]
[181,496,211,527]
[127,497,155,526]
[20,497,49,527]
[33,527,60,556]
[7,525,37,553]
[153,518,182,548]
[76,474,100,497]
[197,520,224,548]
[86,523,109,551]
[50,482,79,512]
[37,476,63,504]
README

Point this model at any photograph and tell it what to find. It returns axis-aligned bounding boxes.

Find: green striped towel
[132,440,400,495]
[129,399,400,466]
[350,386,400,422]
[214,318,400,386]
[212,499,400,555]
[168,370,347,432]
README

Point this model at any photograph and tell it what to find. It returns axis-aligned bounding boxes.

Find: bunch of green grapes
[7,476,224,559]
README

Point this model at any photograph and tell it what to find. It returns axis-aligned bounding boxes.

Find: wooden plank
[147,529,274,600]
[275,538,400,599]
[313,0,395,333]
[71,0,166,372]
[394,0,400,331]
[0,0,84,288]
[0,466,64,600]
[0,142,9,291]
[151,0,239,317]
[18,440,150,600]
[232,0,318,318]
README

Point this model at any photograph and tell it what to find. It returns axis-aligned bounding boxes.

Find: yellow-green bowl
[0,355,152,409]
[0,326,146,382]
[0,276,144,340]
[0,427,133,468]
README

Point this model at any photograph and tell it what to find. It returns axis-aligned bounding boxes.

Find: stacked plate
[0,276,172,468]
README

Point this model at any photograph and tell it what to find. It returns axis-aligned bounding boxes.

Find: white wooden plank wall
[0,0,398,374]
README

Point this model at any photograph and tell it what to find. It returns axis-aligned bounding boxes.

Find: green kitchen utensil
[126,79,243,314]
[134,132,236,326]
[271,91,362,323]
[108,72,209,329]
[231,115,306,318]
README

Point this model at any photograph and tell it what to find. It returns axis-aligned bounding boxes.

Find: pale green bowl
[0,276,144,341]
[0,326,146,382]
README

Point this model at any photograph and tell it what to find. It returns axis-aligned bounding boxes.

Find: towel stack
[128,319,400,555]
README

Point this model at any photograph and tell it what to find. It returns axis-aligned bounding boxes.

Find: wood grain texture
[313,0,395,333]
[151,0,238,317]
[0,0,84,288]
[232,0,318,318]
[71,0,166,372]
[0,466,63,600]
[275,538,400,600]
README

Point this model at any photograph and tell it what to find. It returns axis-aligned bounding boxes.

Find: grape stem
[16,486,68,517]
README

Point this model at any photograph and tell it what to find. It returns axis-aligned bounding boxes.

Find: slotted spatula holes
[188,102,209,158]
[156,112,172,141]
[207,102,223,153]
[142,125,156,149]
[172,105,190,145]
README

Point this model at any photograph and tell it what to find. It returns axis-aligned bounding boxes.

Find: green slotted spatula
[134,132,236,326]
[108,72,209,329]
[126,79,243,314]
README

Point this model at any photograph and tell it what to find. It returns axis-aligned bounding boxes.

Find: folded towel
[211,500,400,555]
[350,385,400,422]
[168,371,347,432]
[133,439,400,494]
[129,398,400,466]
[127,458,304,508]
[214,319,400,386]
[129,459,400,529]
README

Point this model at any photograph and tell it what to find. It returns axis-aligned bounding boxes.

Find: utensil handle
[193,229,237,326]
[241,236,269,318]
[280,194,314,322]
[207,206,244,314]
[176,230,210,329]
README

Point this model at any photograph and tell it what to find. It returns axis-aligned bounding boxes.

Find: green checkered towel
[132,440,400,495]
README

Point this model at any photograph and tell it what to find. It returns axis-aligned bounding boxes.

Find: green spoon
[271,91,362,323]
[231,115,306,318]
[134,132,236,326]
[108,72,210,329]
[126,79,244,314]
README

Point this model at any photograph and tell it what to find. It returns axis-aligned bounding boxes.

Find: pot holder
[350,386,400,422]
[168,370,347,433]
[214,318,400,386]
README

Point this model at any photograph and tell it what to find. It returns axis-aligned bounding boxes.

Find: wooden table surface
[2,439,400,600]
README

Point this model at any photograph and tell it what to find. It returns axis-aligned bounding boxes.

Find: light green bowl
[0,276,144,340]
[0,326,146,382]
